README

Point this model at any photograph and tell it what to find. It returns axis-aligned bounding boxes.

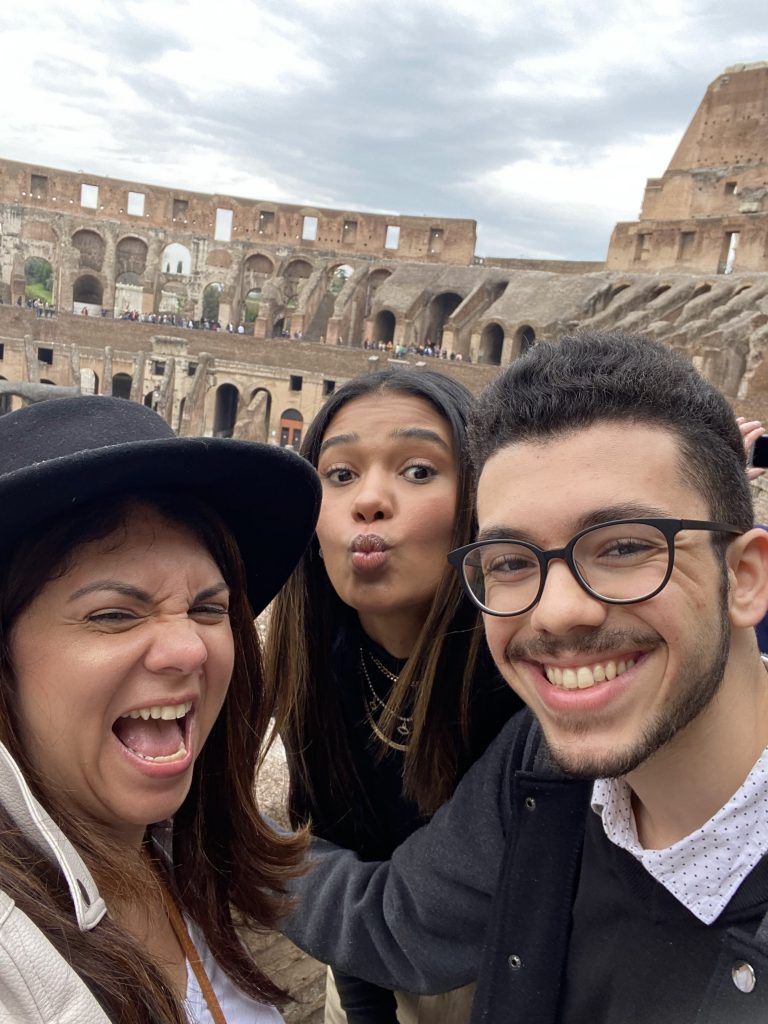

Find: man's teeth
[120,701,192,721]
[545,659,636,690]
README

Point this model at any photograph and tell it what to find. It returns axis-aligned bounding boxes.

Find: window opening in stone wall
[214,208,233,242]
[479,323,504,365]
[519,325,536,354]
[213,384,239,438]
[385,225,401,250]
[80,184,99,209]
[725,181,738,195]
[302,216,318,241]
[25,257,54,306]
[127,191,145,216]
[429,228,444,255]
[187,362,198,377]
[258,210,275,235]
[111,373,132,400]
[330,265,353,295]
[633,232,651,262]
[373,309,396,343]
[678,231,696,260]
[161,243,191,276]
[289,375,303,392]
[244,290,261,322]
[342,220,357,244]
[202,282,223,322]
[172,198,188,222]
[37,347,53,365]
[152,361,166,376]
[248,388,272,443]
[72,274,103,311]
[323,379,335,396]
[0,344,4,359]
[719,231,740,274]
[31,174,48,198]
[425,292,462,349]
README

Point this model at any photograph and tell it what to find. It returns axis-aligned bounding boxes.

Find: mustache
[505,629,662,662]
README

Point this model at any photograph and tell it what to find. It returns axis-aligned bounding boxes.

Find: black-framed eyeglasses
[448,518,743,617]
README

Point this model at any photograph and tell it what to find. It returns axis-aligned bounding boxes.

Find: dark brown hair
[264,368,485,825]
[0,491,307,1024]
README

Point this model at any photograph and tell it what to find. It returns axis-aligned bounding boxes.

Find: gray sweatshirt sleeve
[282,713,523,994]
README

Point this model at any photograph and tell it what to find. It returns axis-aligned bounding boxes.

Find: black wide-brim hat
[0,395,321,615]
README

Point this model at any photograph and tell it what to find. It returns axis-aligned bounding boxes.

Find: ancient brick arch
[71,229,105,272]
[373,308,396,343]
[161,242,191,276]
[72,273,104,306]
[364,268,392,317]
[479,322,504,365]
[284,259,312,279]
[244,253,274,278]
[115,236,148,278]
[425,291,463,349]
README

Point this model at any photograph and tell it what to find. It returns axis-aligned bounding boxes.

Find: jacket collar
[0,741,107,931]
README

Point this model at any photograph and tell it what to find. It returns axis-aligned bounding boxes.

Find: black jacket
[285,709,768,1023]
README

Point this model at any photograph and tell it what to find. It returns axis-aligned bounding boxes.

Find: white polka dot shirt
[591,745,768,925]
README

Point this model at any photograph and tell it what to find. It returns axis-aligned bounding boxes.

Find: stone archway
[72,274,103,314]
[213,383,239,437]
[479,322,504,365]
[425,291,462,349]
[111,372,132,399]
[373,309,396,344]
[516,324,535,355]
[24,256,54,306]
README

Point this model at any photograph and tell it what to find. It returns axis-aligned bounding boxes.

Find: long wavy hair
[0,491,307,1024]
[265,368,485,829]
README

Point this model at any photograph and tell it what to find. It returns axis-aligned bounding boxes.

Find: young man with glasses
[286,331,768,1023]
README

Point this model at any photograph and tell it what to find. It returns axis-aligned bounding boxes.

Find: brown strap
[161,885,228,1024]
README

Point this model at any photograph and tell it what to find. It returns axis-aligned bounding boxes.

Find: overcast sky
[2,0,767,260]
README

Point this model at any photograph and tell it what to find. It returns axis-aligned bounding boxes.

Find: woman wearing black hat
[0,395,321,1024]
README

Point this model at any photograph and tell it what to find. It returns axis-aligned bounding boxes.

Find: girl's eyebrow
[319,428,450,456]
[319,432,358,456]
[391,427,450,451]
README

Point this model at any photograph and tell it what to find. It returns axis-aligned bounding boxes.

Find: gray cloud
[4,0,768,259]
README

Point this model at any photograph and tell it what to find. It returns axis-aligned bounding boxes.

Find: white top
[591,744,768,924]
[184,921,284,1024]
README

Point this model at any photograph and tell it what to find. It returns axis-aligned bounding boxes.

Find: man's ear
[728,528,768,628]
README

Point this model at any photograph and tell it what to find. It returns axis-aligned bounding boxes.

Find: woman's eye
[191,604,230,621]
[323,466,355,485]
[86,610,138,625]
[402,463,436,482]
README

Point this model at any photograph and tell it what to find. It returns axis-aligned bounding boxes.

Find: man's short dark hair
[469,331,753,532]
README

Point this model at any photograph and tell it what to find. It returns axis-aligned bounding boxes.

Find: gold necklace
[359,647,412,749]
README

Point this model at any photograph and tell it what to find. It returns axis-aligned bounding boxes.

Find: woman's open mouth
[112,701,192,763]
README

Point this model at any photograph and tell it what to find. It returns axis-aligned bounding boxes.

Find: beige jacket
[0,742,112,1023]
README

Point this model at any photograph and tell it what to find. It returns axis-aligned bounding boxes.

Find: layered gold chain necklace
[359,646,413,752]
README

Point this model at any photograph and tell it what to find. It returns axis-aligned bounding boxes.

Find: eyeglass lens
[463,522,672,614]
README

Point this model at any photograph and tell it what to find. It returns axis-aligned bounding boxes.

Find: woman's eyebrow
[391,427,451,451]
[194,583,230,602]
[68,580,152,603]
[319,432,358,456]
